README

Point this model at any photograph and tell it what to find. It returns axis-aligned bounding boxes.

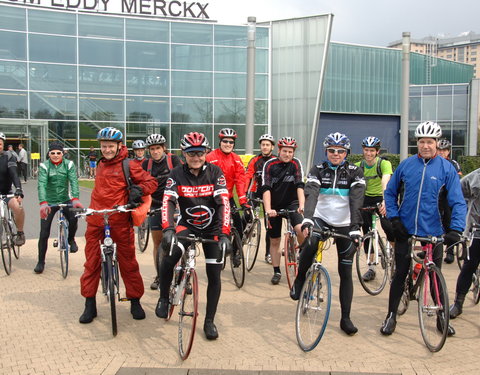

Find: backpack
[360,156,386,179]
[146,153,175,174]
[122,158,152,226]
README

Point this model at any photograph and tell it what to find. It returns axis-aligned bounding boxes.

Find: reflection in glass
[126,69,169,95]
[29,34,76,64]
[437,96,452,121]
[0,61,27,90]
[453,95,468,121]
[30,63,76,92]
[0,5,25,31]
[127,123,169,143]
[214,73,246,98]
[215,99,246,123]
[171,98,212,123]
[256,49,269,74]
[79,66,124,94]
[0,31,26,60]
[172,71,212,97]
[79,14,123,38]
[126,18,169,42]
[48,121,77,143]
[255,100,268,124]
[214,25,247,47]
[0,91,27,118]
[126,42,169,69]
[409,97,421,121]
[30,92,77,120]
[172,45,213,71]
[171,22,212,44]
[256,27,269,49]
[80,95,124,121]
[127,96,169,122]
[79,121,124,141]
[421,96,436,121]
[171,124,213,149]
[79,39,123,67]
[215,47,246,72]
[29,9,76,35]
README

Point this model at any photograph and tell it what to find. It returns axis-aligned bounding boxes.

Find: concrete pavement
[0,181,478,375]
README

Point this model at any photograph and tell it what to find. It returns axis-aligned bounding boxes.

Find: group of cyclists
[1,119,479,344]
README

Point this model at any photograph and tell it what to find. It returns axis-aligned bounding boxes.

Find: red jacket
[206,148,247,204]
[88,146,157,227]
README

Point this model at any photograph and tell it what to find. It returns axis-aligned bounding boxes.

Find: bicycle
[0,194,22,274]
[165,234,219,360]
[295,227,352,351]
[356,206,394,295]
[74,204,135,337]
[136,216,150,253]
[50,203,72,279]
[243,197,262,272]
[273,209,299,290]
[224,206,245,288]
[396,235,449,352]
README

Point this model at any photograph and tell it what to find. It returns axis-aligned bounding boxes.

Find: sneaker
[69,240,78,253]
[271,272,282,285]
[380,313,397,335]
[130,298,146,320]
[203,319,219,340]
[362,269,376,282]
[150,276,160,290]
[155,298,169,319]
[265,254,272,264]
[290,281,301,301]
[444,252,454,264]
[14,231,25,246]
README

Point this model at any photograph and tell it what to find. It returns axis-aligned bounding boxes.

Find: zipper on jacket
[414,159,428,234]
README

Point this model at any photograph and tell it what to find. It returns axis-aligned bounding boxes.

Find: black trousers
[18,162,27,182]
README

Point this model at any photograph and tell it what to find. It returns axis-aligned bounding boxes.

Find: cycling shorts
[268,202,303,238]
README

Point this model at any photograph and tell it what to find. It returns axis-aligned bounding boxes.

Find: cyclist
[79,127,157,324]
[132,139,147,164]
[450,167,480,319]
[437,138,462,264]
[291,132,365,335]
[35,141,84,274]
[262,136,305,285]
[87,145,97,179]
[381,121,466,336]
[155,132,231,340]
[355,136,394,281]
[142,133,182,290]
[0,132,25,246]
[245,134,276,263]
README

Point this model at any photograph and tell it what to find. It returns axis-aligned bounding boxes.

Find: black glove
[14,188,24,198]
[444,230,462,246]
[301,221,313,233]
[218,234,232,257]
[128,185,143,205]
[349,230,362,247]
[161,229,177,253]
[391,217,409,242]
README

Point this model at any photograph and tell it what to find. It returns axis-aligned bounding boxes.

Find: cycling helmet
[146,134,166,147]
[97,127,123,142]
[277,136,297,149]
[362,136,381,149]
[323,132,351,149]
[259,134,275,144]
[180,132,209,151]
[132,140,146,149]
[415,121,442,139]
[0,132,5,141]
[218,128,237,139]
[437,139,451,150]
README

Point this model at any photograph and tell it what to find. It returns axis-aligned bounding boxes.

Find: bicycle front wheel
[284,233,298,289]
[8,216,20,259]
[59,221,69,279]
[455,243,465,270]
[417,264,449,352]
[472,268,480,305]
[178,269,199,360]
[230,228,245,288]
[1,219,12,275]
[105,254,118,337]
[137,220,150,253]
[244,218,261,272]
[295,265,332,351]
[356,232,388,295]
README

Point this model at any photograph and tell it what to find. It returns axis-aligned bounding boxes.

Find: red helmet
[180,132,209,151]
[218,128,237,139]
[277,136,297,149]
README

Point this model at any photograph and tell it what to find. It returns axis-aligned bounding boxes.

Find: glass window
[30,92,77,120]
[29,34,76,64]
[79,66,124,94]
[171,124,213,149]
[126,96,169,122]
[256,27,269,49]
[214,25,247,47]
[214,73,246,98]
[255,100,268,124]
[0,61,26,90]
[172,71,212,97]
[126,42,169,69]
[214,99,246,123]
[214,124,245,150]
[452,122,467,146]
[126,18,168,42]
[79,39,123,67]
[171,23,212,44]
[409,86,422,97]
[0,90,27,118]
[437,85,453,96]
[80,94,124,121]
[454,85,468,95]
[453,95,468,121]
[171,98,212,123]
[409,97,421,121]
[0,31,26,60]
[437,96,453,121]
[48,121,78,145]
[29,9,76,35]
[215,47,246,72]
[127,123,169,142]
[256,49,268,74]
[126,69,169,96]
[255,74,268,99]
[421,96,436,120]
[79,121,124,142]
[172,45,212,71]
[0,5,25,31]
[79,14,123,39]
[30,63,76,92]
[422,86,437,96]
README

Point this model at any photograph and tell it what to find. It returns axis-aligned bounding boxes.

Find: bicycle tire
[59,221,69,279]
[284,232,298,290]
[178,269,199,360]
[1,219,12,275]
[230,228,245,288]
[8,216,20,259]
[244,218,261,272]
[106,254,118,337]
[417,264,449,352]
[472,268,480,305]
[356,232,388,296]
[137,219,150,253]
[295,265,332,351]
[455,243,465,270]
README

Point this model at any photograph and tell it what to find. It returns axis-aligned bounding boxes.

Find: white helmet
[415,121,442,139]
[258,134,275,144]
[132,140,146,149]
[146,134,166,147]
[0,132,5,141]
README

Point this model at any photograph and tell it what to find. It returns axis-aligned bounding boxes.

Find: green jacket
[38,159,80,205]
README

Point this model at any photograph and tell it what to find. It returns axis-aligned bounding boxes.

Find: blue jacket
[385,154,466,236]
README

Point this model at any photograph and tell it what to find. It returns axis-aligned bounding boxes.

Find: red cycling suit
[245,153,276,195]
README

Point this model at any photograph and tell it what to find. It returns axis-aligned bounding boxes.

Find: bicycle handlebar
[409,235,444,263]
[311,227,353,242]
[73,204,136,217]
[0,194,15,199]
[176,234,222,262]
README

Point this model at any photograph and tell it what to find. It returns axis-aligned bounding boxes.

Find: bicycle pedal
[53,239,58,247]
[119,298,130,302]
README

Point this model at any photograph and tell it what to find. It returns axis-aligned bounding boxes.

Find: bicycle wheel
[244,218,261,272]
[59,221,69,279]
[137,219,150,253]
[472,268,480,305]
[178,269,199,360]
[417,264,449,352]
[105,254,118,337]
[284,233,298,289]
[356,232,388,295]
[230,228,245,288]
[455,243,465,270]
[8,215,20,259]
[295,265,332,351]
[1,219,12,275]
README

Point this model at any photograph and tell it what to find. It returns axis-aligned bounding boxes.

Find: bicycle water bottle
[412,263,422,281]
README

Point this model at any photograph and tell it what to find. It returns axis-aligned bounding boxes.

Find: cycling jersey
[449,158,462,174]
[245,153,276,194]
[162,162,230,236]
[38,158,79,205]
[303,161,365,228]
[262,157,304,209]
[0,150,21,194]
[355,157,393,197]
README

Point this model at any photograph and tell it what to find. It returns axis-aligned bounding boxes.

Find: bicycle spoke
[1,219,12,275]
[356,232,388,296]
[178,270,198,360]
[230,229,245,288]
[59,221,69,279]
[244,219,261,272]
[284,233,298,289]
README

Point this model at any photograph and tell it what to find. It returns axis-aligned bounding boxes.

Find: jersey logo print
[178,184,214,197]
[165,177,175,189]
[217,176,227,186]
[186,205,215,229]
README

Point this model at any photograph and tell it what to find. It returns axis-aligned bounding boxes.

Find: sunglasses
[326,148,347,155]
[49,151,63,155]
[186,151,206,157]
[221,140,235,145]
